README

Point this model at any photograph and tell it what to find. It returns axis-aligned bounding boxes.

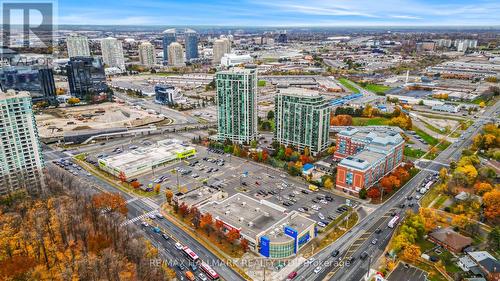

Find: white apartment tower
[213,38,231,65]
[167,42,184,66]
[66,34,91,58]
[0,90,44,195]
[138,42,156,66]
[101,37,126,71]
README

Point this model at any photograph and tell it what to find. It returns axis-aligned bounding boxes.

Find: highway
[291,99,499,281]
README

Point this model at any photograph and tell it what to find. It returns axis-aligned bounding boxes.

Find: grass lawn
[313,212,358,255]
[420,113,464,122]
[362,83,391,94]
[412,126,438,146]
[436,141,451,151]
[404,147,426,159]
[338,78,359,93]
[422,120,448,134]
[353,117,391,126]
[258,80,267,87]
[433,195,449,209]
[420,183,441,208]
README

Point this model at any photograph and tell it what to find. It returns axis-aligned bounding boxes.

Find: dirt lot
[36,102,165,138]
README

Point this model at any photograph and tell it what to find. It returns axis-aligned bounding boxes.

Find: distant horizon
[9,0,500,27]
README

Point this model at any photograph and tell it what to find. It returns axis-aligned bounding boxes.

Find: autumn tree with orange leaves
[92,192,128,215]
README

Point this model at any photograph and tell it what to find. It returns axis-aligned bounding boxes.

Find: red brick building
[334,127,405,193]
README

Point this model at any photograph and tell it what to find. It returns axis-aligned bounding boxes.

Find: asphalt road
[42,147,245,281]
[291,100,499,281]
[113,91,199,124]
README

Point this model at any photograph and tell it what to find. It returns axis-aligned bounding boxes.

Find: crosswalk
[121,210,158,226]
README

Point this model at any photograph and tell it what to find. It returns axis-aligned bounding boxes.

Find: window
[346,172,353,185]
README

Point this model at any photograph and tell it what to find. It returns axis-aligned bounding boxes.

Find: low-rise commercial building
[199,193,317,258]
[98,139,196,179]
[334,126,405,193]
[221,54,253,67]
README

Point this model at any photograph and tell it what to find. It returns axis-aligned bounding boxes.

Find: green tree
[267,110,275,120]
[359,188,367,199]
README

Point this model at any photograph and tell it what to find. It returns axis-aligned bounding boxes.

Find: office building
[274,88,330,155]
[334,126,405,193]
[216,67,258,143]
[0,89,44,194]
[199,193,317,258]
[185,29,199,61]
[66,56,108,101]
[101,37,125,71]
[0,66,56,105]
[138,42,156,67]
[167,42,184,66]
[221,54,253,67]
[277,31,288,44]
[162,29,177,64]
[66,34,90,58]
[154,84,177,105]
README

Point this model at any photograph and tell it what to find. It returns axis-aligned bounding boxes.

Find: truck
[309,184,319,192]
[388,215,400,228]
[419,180,434,194]
[185,271,195,281]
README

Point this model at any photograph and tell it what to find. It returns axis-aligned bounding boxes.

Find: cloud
[390,15,423,20]
[55,0,500,26]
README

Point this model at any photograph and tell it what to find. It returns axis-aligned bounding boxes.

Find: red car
[288,271,297,279]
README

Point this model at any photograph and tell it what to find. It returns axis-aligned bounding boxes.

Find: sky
[54,0,500,26]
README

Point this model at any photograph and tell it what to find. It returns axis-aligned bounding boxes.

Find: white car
[320,200,328,204]
[175,242,183,250]
[198,273,208,281]
[317,222,326,228]
[141,221,149,227]
[298,208,306,212]
[305,257,315,265]
[318,213,325,220]
[314,266,322,274]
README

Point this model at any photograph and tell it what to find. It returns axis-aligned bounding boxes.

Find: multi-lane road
[292,100,499,281]
[43,147,245,281]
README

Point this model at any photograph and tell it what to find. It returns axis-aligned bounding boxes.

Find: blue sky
[56,0,500,26]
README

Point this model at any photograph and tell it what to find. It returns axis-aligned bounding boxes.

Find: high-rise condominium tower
[138,42,156,66]
[274,88,331,155]
[167,42,184,66]
[67,34,91,58]
[101,37,126,71]
[215,67,258,143]
[162,29,177,64]
[185,29,199,60]
[0,90,44,194]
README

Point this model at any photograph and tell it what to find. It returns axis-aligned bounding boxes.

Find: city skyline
[55,0,500,26]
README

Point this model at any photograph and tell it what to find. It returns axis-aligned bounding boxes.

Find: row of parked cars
[53,159,91,176]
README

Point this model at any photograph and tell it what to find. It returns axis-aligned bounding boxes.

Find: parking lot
[82,138,359,227]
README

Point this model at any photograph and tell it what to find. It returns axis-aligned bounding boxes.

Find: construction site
[36,102,167,139]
